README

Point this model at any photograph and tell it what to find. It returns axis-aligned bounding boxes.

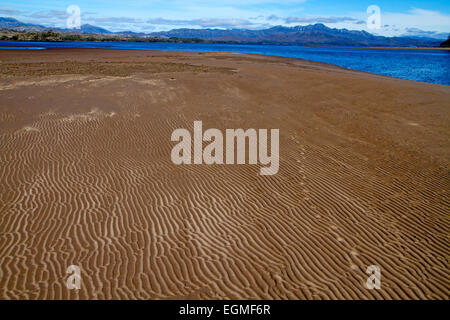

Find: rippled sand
[0,48,448,299]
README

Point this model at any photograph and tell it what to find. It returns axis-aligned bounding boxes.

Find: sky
[0,0,449,38]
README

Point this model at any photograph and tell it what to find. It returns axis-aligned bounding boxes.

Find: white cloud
[368,8,450,36]
[147,18,257,29]
[0,7,22,15]
[1,2,448,37]
[267,15,364,25]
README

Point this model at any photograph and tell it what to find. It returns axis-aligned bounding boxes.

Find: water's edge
[0,41,449,85]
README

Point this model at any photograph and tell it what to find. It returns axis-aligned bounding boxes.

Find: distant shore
[1,29,447,49]
[1,40,448,51]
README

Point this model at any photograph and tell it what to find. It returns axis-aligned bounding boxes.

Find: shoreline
[2,41,449,50]
[1,46,448,87]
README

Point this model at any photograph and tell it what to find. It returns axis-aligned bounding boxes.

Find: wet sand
[0,48,449,300]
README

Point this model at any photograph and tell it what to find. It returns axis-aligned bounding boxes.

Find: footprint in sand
[350,264,359,271]
[17,126,40,134]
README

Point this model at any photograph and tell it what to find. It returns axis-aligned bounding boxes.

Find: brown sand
[0,48,449,300]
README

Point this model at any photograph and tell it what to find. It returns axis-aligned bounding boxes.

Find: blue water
[0,46,45,50]
[1,41,449,85]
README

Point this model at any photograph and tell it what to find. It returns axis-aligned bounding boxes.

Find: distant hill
[0,17,111,34]
[440,38,450,47]
[79,24,110,34]
[0,17,47,32]
[0,17,444,47]
[149,24,443,47]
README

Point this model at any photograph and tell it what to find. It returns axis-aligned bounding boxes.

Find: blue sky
[1,0,449,38]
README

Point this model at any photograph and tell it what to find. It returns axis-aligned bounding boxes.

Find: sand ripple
[0,49,448,300]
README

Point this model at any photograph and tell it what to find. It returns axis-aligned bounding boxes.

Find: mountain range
[0,17,446,47]
[151,24,444,46]
[0,17,110,34]
[441,38,450,47]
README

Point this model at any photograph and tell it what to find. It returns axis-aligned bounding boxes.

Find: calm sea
[1,41,449,85]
